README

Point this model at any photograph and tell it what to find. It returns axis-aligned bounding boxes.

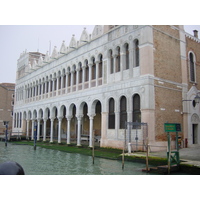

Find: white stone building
[13,25,200,150]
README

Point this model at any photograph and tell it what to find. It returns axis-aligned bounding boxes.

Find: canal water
[0,142,154,175]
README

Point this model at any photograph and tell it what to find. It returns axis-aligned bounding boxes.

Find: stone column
[52,78,55,95]
[37,118,41,141]
[88,114,95,147]
[66,116,72,144]
[31,120,35,140]
[26,120,29,139]
[70,71,74,92]
[50,117,55,143]
[41,82,44,99]
[95,61,99,86]
[58,117,63,143]
[44,81,46,94]
[82,66,86,90]
[113,55,117,73]
[88,64,92,88]
[76,115,83,146]
[43,118,47,141]
[129,47,134,77]
[120,52,125,80]
[76,67,80,91]
[56,76,59,96]
[65,72,69,94]
[60,75,64,95]
[48,79,51,97]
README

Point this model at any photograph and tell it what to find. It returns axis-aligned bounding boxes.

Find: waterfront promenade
[131,145,200,174]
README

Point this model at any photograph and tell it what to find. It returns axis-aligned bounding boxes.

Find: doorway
[192,124,198,144]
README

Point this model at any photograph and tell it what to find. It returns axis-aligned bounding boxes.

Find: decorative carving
[92,25,103,40]
[191,113,200,123]
[80,28,89,45]
[124,26,128,33]
[51,46,58,58]
[60,40,66,53]
[69,35,77,49]
[129,35,133,40]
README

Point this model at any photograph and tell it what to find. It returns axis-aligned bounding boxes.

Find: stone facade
[13,25,200,150]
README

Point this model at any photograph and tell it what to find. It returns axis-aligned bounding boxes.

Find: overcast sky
[0,25,199,83]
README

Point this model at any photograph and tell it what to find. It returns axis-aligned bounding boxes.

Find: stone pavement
[136,145,200,171]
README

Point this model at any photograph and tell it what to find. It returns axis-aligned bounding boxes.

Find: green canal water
[0,142,188,175]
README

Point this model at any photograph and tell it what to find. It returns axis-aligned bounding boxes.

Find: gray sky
[0,2,200,83]
[0,25,200,83]
[0,25,199,83]
[0,25,95,83]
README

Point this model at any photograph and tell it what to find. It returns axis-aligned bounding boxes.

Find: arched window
[68,71,71,87]
[79,62,82,83]
[63,74,66,88]
[73,65,76,85]
[132,94,141,123]
[110,50,114,74]
[189,52,196,82]
[99,54,103,78]
[92,57,96,80]
[134,39,139,67]
[85,60,89,82]
[125,43,129,69]
[108,98,115,129]
[120,96,127,129]
[116,47,120,72]
[58,76,61,89]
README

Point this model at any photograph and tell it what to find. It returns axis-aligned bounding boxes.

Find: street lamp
[194,92,200,104]
[3,121,9,147]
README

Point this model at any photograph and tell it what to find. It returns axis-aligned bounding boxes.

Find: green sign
[164,123,181,132]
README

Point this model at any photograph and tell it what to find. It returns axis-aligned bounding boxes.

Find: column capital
[43,118,48,122]
[66,115,72,120]
[88,114,96,120]
[50,117,55,121]
[76,115,83,120]
[58,116,63,121]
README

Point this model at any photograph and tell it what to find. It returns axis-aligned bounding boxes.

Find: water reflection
[0,142,151,175]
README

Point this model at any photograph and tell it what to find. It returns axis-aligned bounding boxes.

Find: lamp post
[4,121,9,147]
[194,92,200,104]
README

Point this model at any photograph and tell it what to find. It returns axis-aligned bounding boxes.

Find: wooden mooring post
[146,137,149,172]
[122,129,126,170]
[92,130,95,165]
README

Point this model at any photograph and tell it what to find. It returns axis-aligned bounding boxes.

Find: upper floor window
[99,54,103,78]
[134,39,139,67]
[91,57,96,80]
[125,43,129,69]
[189,52,196,82]
[116,47,120,72]
[85,60,89,82]
[110,50,114,74]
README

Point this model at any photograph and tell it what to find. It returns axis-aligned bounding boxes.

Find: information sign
[164,123,181,132]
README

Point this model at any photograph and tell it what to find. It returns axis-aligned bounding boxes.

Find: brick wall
[186,37,200,90]
[153,26,183,141]
[153,25,182,83]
